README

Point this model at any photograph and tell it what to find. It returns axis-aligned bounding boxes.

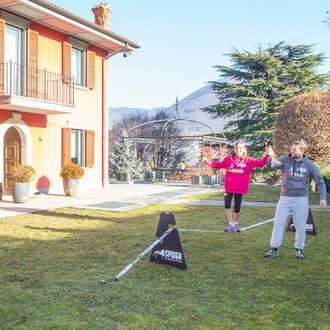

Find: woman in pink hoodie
[203,141,269,232]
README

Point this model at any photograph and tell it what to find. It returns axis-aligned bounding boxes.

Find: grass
[0,187,329,329]
[188,183,329,205]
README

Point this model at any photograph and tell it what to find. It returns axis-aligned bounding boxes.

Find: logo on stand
[150,212,187,270]
[286,209,317,235]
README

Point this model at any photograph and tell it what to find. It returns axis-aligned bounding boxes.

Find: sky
[50,0,330,109]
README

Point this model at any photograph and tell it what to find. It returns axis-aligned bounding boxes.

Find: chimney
[92,3,112,29]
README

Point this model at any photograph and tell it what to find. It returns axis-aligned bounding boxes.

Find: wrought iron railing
[0,61,74,106]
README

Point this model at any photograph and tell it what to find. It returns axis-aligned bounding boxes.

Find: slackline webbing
[310,208,330,212]
[178,217,275,233]
[240,218,275,231]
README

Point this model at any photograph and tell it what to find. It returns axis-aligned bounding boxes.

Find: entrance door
[3,127,21,194]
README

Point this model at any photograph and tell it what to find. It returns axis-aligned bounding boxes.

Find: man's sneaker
[264,248,279,258]
[234,224,241,232]
[295,249,304,259]
[224,225,237,232]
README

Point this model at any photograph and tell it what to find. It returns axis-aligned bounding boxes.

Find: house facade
[0,0,139,195]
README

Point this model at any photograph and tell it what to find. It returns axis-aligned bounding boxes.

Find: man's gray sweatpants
[270,196,309,250]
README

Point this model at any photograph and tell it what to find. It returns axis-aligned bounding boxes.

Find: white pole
[107,228,173,283]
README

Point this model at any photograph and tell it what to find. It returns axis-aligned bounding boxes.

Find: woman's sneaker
[295,249,304,259]
[234,224,241,232]
[264,247,279,258]
[224,225,236,232]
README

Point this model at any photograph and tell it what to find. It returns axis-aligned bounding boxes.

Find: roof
[0,0,140,52]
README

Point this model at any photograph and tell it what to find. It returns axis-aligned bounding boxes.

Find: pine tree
[109,135,144,179]
[203,42,328,151]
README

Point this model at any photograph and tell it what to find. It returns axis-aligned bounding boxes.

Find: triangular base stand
[150,228,187,269]
[286,209,317,235]
[150,212,187,270]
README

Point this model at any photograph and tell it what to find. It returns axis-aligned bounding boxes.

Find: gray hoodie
[266,154,327,201]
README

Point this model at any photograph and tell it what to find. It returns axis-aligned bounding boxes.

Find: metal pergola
[123,135,227,175]
[120,97,228,182]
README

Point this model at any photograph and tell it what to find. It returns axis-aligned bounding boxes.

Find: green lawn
[188,183,329,205]
[0,187,328,328]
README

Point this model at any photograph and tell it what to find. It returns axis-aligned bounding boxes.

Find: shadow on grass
[33,208,129,223]
[23,225,96,233]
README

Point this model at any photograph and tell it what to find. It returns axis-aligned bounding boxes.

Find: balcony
[0,62,75,115]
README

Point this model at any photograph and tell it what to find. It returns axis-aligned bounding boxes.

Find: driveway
[1,183,327,219]
[0,183,214,218]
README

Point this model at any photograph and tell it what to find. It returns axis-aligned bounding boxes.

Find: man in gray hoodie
[265,139,327,259]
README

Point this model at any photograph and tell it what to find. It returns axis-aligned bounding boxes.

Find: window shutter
[27,30,39,98]
[62,127,71,167]
[28,30,38,68]
[86,130,95,167]
[86,50,95,89]
[62,41,72,82]
[0,19,4,94]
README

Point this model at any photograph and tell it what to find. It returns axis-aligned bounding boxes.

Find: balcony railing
[0,61,74,106]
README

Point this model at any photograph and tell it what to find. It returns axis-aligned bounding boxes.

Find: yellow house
[0,0,139,195]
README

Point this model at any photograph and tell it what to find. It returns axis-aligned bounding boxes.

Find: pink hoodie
[207,155,269,194]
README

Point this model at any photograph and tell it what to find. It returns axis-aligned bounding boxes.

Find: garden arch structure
[123,134,228,182]
[122,100,228,183]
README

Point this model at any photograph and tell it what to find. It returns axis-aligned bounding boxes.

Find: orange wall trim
[20,113,47,128]
[29,22,66,43]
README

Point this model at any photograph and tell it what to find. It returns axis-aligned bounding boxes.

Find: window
[62,127,94,168]
[71,47,83,86]
[0,11,30,66]
[71,129,85,165]
[5,25,22,64]
[62,37,95,89]
[5,25,22,95]
[0,13,38,97]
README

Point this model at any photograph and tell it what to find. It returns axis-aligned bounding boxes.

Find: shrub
[274,90,330,164]
[9,164,36,182]
[320,169,330,192]
[60,163,85,180]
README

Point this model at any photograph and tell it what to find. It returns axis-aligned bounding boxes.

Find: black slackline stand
[286,208,317,235]
[101,212,186,284]
[101,209,318,285]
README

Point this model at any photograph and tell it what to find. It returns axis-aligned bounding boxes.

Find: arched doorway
[3,127,21,194]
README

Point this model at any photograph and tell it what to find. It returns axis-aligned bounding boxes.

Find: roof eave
[28,0,140,49]
[0,0,140,52]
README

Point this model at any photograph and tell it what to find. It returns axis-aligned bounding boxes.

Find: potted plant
[116,169,132,182]
[60,163,85,196]
[203,175,218,185]
[110,136,143,182]
[9,164,36,203]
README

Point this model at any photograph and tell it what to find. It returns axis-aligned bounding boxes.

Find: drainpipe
[102,43,130,187]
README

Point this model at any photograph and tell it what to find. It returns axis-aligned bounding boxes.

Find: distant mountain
[109,81,230,134]
[166,83,229,134]
[168,84,217,112]
[110,76,330,136]
[109,107,152,127]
